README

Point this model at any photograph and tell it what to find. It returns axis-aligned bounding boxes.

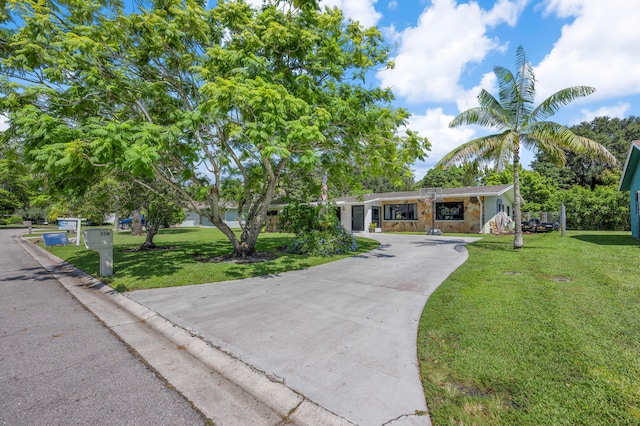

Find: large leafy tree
[482,167,556,213]
[532,116,640,189]
[438,46,616,249]
[0,137,30,215]
[416,162,480,189]
[1,0,428,257]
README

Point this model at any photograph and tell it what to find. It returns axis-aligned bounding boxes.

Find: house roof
[331,184,514,205]
[619,140,640,191]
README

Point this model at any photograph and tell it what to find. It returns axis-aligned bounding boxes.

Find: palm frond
[514,46,535,124]
[494,65,517,108]
[531,86,596,121]
[527,121,618,165]
[449,105,506,130]
[436,131,511,167]
[515,46,536,105]
[522,130,567,166]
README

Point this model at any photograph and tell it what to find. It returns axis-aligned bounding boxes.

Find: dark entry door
[371,206,380,227]
[352,205,364,231]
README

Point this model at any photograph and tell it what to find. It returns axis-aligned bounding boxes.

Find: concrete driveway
[128,233,479,425]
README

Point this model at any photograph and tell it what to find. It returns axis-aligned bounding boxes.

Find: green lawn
[41,227,379,292]
[418,231,640,425]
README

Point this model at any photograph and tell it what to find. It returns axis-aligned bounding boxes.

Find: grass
[418,231,640,425]
[40,227,379,292]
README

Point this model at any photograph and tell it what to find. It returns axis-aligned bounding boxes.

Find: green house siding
[629,169,640,238]
[619,141,640,239]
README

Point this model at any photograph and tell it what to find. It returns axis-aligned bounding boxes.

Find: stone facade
[381,197,482,234]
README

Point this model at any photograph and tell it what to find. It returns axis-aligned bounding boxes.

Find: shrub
[281,203,357,256]
[288,223,357,256]
[279,202,319,234]
[5,216,24,225]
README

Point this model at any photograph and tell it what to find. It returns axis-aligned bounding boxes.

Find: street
[0,229,205,426]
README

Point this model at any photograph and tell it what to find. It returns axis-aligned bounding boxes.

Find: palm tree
[438,46,617,249]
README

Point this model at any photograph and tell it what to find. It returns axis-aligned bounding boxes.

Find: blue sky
[243,0,640,178]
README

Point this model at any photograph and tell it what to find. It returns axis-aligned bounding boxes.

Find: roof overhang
[619,141,640,191]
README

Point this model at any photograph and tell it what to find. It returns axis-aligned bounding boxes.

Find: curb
[15,235,355,426]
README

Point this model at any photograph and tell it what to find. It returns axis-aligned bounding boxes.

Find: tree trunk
[204,177,278,259]
[513,145,524,250]
[131,209,144,236]
[138,228,157,250]
[232,217,263,258]
[113,211,119,233]
[137,203,164,250]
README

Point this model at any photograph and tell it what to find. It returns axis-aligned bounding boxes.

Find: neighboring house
[181,200,242,228]
[182,202,286,229]
[619,140,640,239]
[330,184,516,234]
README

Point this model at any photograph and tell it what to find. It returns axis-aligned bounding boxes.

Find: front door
[371,206,380,228]
[352,205,364,231]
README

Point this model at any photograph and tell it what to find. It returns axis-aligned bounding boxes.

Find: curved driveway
[128,233,479,425]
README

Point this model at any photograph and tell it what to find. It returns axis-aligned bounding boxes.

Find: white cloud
[322,0,381,27]
[0,115,8,132]
[388,1,398,10]
[534,0,640,103]
[540,0,586,18]
[575,102,630,125]
[377,0,526,104]
[408,107,478,177]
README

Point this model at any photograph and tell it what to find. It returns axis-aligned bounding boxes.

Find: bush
[279,202,319,234]
[288,224,357,256]
[4,216,24,225]
[281,203,357,256]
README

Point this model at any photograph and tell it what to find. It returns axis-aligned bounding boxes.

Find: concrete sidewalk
[128,233,480,425]
[18,231,478,425]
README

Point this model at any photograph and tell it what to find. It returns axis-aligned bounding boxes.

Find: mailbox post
[82,229,114,276]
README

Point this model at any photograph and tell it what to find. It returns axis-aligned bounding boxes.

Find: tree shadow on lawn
[468,238,546,252]
[156,228,200,235]
[115,235,304,282]
[571,234,640,246]
[65,240,235,282]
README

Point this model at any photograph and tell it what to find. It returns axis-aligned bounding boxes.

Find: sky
[240,0,640,179]
[3,0,639,181]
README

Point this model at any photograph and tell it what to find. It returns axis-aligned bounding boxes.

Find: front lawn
[42,227,379,292]
[419,231,640,424]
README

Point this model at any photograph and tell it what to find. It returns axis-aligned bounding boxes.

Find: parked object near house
[619,140,640,238]
[119,215,145,230]
[331,184,517,234]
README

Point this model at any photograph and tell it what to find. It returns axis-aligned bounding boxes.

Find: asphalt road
[0,229,206,426]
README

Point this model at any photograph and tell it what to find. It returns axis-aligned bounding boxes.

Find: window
[436,202,464,221]
[384,203,417,220]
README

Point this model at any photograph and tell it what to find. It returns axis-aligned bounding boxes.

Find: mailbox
[83,229,113,249]
[82,229,114,276]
